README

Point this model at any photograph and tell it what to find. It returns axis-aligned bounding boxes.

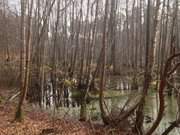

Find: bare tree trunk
[109,0,117,74]
[51,0,61,107]
[125,0,130,67]
[99,0,109,125]
[15,0,26,121]
[79,0,99,121]
[149,0,161,78]
[15,0,33,121]
[71,0,83,77]
[2,0,10,62]
[134,0,151,133]
[79,0,90,121]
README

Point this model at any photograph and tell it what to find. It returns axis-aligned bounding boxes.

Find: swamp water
[34,76,180,134]
[35,91,180,135]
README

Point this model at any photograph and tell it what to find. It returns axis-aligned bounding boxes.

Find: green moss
[0,96,4,104]
[149,80,159,92]
[89,107,96,111]
[0,97,2,103]
[64,79,73,87]
[71,90,81,98]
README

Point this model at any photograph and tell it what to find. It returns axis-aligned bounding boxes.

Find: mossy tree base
[79,93,88,121]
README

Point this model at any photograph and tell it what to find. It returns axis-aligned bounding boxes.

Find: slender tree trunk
[71,1,83,77]
[79,0,90,121]
[99,0,109,125]
[51,0,60,107]
[134,0,151,133]
[15,0,33,121]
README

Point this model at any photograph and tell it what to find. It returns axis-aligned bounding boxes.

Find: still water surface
[40,90,179,135]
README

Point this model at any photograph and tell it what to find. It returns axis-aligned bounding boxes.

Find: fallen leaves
[0,89,133,135]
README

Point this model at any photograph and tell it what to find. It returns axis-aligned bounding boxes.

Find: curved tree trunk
[146,53,180,135]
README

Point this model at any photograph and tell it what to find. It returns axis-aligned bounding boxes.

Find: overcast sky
[8,0,20,13]
[7,0,134,17]
[9,0,19,7]
[8,0,128,9]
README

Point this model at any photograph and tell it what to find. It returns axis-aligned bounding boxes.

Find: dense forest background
[0,0,180,135]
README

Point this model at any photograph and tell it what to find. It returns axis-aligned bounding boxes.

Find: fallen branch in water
[162,119,180,135]
[118,97,141,123]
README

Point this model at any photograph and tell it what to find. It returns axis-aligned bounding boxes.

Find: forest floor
[0,88,135,135]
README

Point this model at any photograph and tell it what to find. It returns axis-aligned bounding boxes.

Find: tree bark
[15,0,33,121]
[99,0,109,125]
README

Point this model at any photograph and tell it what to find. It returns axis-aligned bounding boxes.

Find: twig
[167,62,180,76]
[5,90,20,103]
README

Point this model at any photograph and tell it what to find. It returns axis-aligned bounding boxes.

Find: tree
[134,0,151,133]
[99,0,109,125]
[15,0,33,121]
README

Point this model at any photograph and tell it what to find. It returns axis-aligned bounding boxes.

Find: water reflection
[40,91,180,135]
[144,94,179,135]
